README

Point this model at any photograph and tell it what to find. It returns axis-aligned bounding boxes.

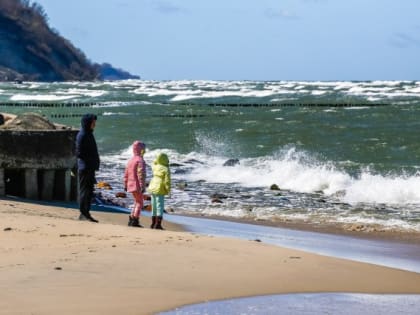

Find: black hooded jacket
[75,114,100,171]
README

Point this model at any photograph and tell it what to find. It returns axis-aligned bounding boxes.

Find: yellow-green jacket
[148,153,171,195]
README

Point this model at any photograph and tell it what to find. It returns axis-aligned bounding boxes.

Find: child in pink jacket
[124,141,146,227]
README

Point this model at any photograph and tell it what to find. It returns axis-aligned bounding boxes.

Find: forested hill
[0,0,139,82]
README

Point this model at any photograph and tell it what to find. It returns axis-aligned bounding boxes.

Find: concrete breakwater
[0,113,78,201]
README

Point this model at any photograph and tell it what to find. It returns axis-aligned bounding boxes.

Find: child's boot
[155,216,164,230]
[131,217,143,228]
[150,216,157,229]
[128,215,134,226]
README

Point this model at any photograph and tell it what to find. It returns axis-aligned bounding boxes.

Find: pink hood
[132,141,146,156]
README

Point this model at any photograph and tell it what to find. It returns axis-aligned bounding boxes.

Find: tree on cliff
[0,0,99,81]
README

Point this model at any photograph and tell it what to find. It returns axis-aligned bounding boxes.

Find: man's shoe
[79,213,99,223]
[87,215,99,223]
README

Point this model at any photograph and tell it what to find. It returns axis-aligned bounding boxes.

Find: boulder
[210,193,228,199]
[176,181,188,190]
[223,159,240,167]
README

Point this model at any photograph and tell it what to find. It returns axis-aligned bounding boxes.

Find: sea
[1,80,420,233]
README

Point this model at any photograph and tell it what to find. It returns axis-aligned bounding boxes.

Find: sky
[34,0,420,81]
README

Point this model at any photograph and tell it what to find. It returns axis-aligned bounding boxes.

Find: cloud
[264,8,299,20]
[115,2,131,8]
[154,1,185,14]
[390,32,420,48]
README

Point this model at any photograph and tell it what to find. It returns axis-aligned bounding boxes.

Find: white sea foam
[92,101,142,108]
[344,107,370,110]
[343,173,420,204]
[370,80,406,86]
[25,79,412,103]
[169,89,278,101]
[66,88,107,98]
[366,97,382,102]
[335,216,420,231]
[173,146,420,206]
[311,90,327,95]
[102,112,132,116]
[10,94,78,101]
[170,93,202,102]
[409,86,420,93]
[28,83,42,89]
[184,150,349,195]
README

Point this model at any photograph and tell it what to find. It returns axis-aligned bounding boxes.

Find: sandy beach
[1,198,420,315]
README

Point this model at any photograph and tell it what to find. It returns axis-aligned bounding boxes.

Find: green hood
[148,153,171,195]
[154,153,169,166]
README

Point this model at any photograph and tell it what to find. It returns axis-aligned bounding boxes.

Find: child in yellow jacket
[147,153,171,229]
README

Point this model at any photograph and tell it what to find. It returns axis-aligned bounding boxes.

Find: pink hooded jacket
[124,141,146,193]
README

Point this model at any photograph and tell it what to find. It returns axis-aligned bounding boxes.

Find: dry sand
[1,198,420,315]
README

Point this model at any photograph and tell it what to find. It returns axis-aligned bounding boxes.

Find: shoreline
[166,212,420,274]
[7,193,420,245]
[1,197,420,315]
[171,211,420,245]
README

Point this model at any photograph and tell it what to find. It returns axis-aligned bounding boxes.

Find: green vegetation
[0,0,98,81]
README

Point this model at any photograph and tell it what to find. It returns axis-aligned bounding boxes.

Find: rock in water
[223,159,240,167]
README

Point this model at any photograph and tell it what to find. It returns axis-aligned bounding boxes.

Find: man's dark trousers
[78,169,96,216]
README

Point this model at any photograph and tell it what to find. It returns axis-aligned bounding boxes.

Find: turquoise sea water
[1,80,420,232]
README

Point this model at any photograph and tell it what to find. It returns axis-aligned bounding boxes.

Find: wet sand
[1,198,420,315]
[167,214,420,273]
[181,212,420,245]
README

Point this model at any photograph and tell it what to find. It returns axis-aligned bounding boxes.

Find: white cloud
[264,8,298,20]
[154,1,185,14]
[390,32,420,48]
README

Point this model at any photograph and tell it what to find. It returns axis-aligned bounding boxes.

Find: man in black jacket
[75,113,100,222]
